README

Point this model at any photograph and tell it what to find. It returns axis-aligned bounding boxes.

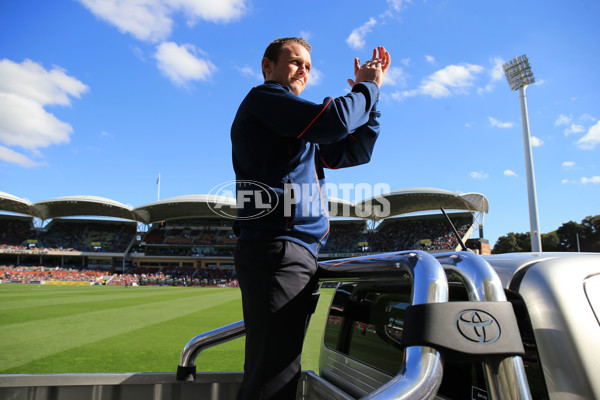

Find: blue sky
[1,0,599,247]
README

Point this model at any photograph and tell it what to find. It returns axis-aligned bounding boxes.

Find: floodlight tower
[502,55,542,252]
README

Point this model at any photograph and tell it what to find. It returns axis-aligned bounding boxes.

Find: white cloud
[562,161,575,168]
[563,176,600,185]
[411,64,484,98]
[386,0,411,12]
[425,55,435,64]
[555,114,571,126]
[554,114,600,149]
[470,171,488,180]
[177,0,247,23]
[564,123,585,136]
[576,120,600,150]
[346,18,376,49]
[381,67,407,87]
[299,31,312,41]
[77,0,172,42]
[581,176,600,184]
[530,136,544,147]
[556,113,596,127]
[504,169,517,177]
[390,91,404,101]
[131,46,146,62]
[0,59,88,106]
[488,117,513,128]
[306,67,323,87]
[580,113,597,123]
[77,0,247,87]
[478,57,505,93]
[346,0,411,49]
[0,146,41,167]
[154,42,217,87]
[490,57,505,82]
[77,0,247,43]
[0,93,72,151]
[0,59,88,166]
[236,66,263,82]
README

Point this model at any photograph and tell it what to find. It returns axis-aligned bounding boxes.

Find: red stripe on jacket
[297,98,334,139]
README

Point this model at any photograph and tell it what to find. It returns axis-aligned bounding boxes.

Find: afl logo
[456,310,501,344]
[207,180,278,220]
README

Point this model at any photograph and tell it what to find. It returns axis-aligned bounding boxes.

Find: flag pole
[157,173,161,201]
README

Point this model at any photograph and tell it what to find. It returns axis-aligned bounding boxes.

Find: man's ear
[261,57,272,79]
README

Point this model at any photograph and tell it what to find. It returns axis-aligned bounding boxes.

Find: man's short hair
[262,37,311,79]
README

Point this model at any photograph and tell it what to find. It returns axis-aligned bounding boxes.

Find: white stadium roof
[364,188,488,220]
[134,195,237,223]
[0,191,43,219]
[0,188,488,224]
[34,195,140,221]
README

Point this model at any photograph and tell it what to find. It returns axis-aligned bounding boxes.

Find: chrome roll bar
[177,320,246,381]
[318,251,448,400]
[434,251,532,400]
[178,251,448,400]
[177,251,530,400]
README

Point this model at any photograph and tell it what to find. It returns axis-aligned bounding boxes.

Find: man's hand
[347,46,391,88]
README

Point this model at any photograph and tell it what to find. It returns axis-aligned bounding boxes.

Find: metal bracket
[403,301,525,361]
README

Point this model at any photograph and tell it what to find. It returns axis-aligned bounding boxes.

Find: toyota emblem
[456,309,501,344]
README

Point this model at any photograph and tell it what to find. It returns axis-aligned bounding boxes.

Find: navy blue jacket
[231,80,381,256]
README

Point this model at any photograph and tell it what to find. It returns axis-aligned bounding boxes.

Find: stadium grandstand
[0,188,489,286]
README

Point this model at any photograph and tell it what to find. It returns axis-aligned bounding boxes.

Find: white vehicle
[1,251,599,399]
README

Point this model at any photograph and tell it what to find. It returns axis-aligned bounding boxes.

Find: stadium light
[502,55,542,252]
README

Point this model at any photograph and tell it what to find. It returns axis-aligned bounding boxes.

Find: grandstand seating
[321,214,473,254]
[0,216,33,246]
[0,217,135,253]
[1,212,476,282]
[320,220,367,253]
[366,214,472,252]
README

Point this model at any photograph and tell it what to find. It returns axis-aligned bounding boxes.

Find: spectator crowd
[1,213,473,287]
[1,264,238,287]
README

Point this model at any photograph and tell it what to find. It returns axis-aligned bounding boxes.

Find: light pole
[502,55,542,252]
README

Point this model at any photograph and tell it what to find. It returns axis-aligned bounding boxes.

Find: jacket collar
[264,80,292,93]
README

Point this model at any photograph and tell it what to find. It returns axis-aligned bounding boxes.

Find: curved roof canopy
[0,188,488,224]
[33,196,140,221]
[355,188,489,221]
[0,191,42,218]
[135,195,236,224]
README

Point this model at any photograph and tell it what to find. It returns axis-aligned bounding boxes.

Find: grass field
[0,284,332,375]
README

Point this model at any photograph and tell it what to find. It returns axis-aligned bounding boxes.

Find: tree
[492,232,531,254]
[493,214,600,253]
[578,215,600,251]
[541,231,561,251]
[581,215,600,235]
[557,221,584,251]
